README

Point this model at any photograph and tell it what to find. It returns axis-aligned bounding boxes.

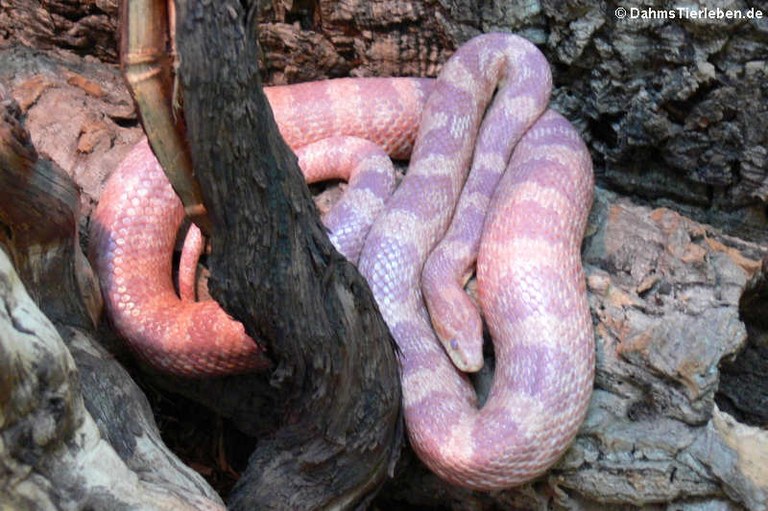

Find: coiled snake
[90,33,594,490]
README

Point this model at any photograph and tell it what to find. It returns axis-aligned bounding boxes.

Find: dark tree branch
[174,1,402,508]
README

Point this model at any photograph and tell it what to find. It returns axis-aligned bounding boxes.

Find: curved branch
[173,1,402,508]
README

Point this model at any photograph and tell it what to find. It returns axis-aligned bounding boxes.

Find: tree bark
[0,85,226,510]
[171,1,402,509]
[0,0,119,62]
[4,0,766,239]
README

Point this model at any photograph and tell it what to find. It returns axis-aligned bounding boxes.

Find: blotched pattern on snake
[89,33,594,490]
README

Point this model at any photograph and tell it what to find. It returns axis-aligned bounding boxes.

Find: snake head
[422,250,485,373]
[439,332,483,374]
[429,291,485,373]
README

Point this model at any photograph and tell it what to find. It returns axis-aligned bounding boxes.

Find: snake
[90,77,431,374]
[89,33,594,490]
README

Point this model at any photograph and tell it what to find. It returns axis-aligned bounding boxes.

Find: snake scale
[90,33,594,489]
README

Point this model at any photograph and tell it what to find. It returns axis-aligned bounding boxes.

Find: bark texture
[172,1,402,508]
[1,0,768,510]
[0,85,225,510]
[0,0,119,61]
[4,0,766,237]
[254,0,768,243]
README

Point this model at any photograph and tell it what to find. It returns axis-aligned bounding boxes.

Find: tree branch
[174,1,402,508]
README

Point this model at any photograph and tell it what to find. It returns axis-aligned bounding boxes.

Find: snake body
[357,33,594,489]
[90,34,594,489]
[90,77,432,375]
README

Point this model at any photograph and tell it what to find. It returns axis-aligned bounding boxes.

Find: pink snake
[90,33,594,489]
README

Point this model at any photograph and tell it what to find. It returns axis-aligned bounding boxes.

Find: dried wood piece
[174,1,402,507]
[0,85,226,511]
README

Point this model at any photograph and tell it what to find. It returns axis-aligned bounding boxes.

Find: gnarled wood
[173,1,402,508]
[0,83,225,511]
